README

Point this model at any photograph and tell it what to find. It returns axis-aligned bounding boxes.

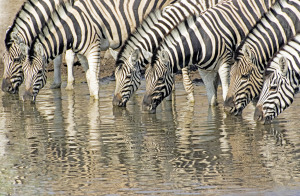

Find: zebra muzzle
[112,93,127,107]
[1,78,17,94]
[22,89,36,103]
[254,104,264,122]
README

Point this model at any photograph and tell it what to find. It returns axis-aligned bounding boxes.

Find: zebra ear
[6,26,11,33]
[141,48,153,63]
[242,44,254,62]
[161,50,169,65]
[130,48,141,65]
[34,43,44,57]
[11,32,22,44]
[19,43,29,56]
[279,56,288,76]
[109,48,118,60]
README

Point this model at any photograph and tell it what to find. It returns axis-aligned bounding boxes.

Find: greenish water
[0,80,299,195]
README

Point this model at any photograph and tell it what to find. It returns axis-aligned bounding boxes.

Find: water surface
[0,80,299,195]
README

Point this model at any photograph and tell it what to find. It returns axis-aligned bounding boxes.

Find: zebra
[141,0,276,113]
[224,0,300,115]
[2,0,78,94]
[110,0,221,107]
[254,34,300,123]
[18,0,176,102]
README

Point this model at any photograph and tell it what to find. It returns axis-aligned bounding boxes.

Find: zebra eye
[269,85,277,92]
[241,73,250,79]
[14,58,21,63]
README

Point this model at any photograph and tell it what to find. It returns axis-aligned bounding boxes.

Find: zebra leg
[182,66,195,103]
[218,63,231,101]
[65,50,76,90]
[165,75,175,101]
[76,54,90,90]
[198,69,219,106]
[51,54,62,89]
[86,47,100,100]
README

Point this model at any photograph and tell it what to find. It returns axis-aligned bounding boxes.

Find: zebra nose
[22,88,35,103]
[254,104,264,121]
[224,95,235,112]
[142,94,151,109]
[2,78,13,93]
[142,94,157,113]
[113,93,125,107]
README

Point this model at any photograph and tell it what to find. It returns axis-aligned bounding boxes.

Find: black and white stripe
[225,0,300,115]
[2,0,76,94]
[254,34,300,122]
[20,0,175,101]
[142,0,276,112]
[111,0,221,107]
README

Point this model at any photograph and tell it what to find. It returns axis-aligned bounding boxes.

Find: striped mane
[27,1,74,62]
[233,1,280,61]
[4,0,33,50]
[4,0,75,50]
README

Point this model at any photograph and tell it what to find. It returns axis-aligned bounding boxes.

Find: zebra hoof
[50,83,61,89]
[65,84,74,91]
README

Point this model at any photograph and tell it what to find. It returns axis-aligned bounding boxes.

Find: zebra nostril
[254,104,264,121]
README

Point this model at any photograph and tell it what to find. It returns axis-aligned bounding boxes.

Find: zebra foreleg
[51,54,62,89]
[182,66,195,103]
[86,48,101,100]
[218,63,231,101]
[65,50,76,90]
[198,69,219,106]
[165,75,175,101]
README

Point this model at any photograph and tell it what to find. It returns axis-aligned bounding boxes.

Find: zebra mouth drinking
[112,93,128,107]
[142,93,163,113]
[1,78,19,94]
[254,104,273,124]
[22,90,37,103]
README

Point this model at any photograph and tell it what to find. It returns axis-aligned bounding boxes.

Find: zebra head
[254,57,295,123]
[111,48,152,107]
[225,44,264,115]
[21,42,47,103]
[143,49,173,113]
[2,32,25,94]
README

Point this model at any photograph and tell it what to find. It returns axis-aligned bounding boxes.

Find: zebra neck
[5,0,65,49]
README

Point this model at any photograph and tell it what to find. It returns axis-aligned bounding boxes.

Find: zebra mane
[4,0,33,50]
[115,9,164,67]
[234,0,281,60]
[5,0,75,51]
[266,35,299,69]
[27,1,75,62]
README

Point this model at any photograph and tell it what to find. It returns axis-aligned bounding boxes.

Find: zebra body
[224,0,300,115]
[111,0,221,107]
[2,0,77,94]
[142,0,276,113]
[20,0,174,102]
[254,34,300,122]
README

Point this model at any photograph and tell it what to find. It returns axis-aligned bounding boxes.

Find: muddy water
[0,80,300,195]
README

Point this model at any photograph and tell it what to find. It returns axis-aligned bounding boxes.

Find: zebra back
[22,0,176,102]
[143,0,276,112]
[225,0,300,115]
[254,34,300,122]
